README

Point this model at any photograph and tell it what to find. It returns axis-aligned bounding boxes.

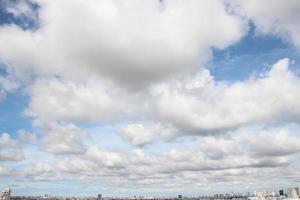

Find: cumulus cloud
[1,124,300,190]
[35,121,88,155]
[150,58,300,135]
[16,125,297,188]
[119,123,179,146]
[119,123,158,146]
[0,75,19,90]
[0,133,23,161]
[15,162,53,180]
[26,79,120,123]
[84,146,124,168]
[121,125,297,178]
[56,146,125,176]
[25,58,300,146]
[0,150,23,161]
[17,129,38,144]
[0,0,246,88]
[198,126,300,160]
[0,74,19,102]
[230,0,300,49]
[0,133,19,148]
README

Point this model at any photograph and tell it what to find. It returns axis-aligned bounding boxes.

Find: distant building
[296,188,300,196]
[178,195,182,200]
[97,194,102,200]
[279,190,284,196]
[0,188,11,200]
[43,194,51,199]
[287,187,298,198]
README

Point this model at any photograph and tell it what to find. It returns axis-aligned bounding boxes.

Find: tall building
[296,188,300,196]
[279,190,284,196]
[0,188,11,200]
[287,187,298,198]
[97,194,102,200]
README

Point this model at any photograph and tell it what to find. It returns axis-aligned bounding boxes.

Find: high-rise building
[97,194,102,200]
[296,188,300,196]
[0,188,11,200]
[279,189,284,196]
[287,187,298,198]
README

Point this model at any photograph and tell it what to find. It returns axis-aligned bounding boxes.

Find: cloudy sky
[0,0,300,197]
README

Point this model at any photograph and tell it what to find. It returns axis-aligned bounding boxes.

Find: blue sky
[212,31,300,81]
[0,0,300,197]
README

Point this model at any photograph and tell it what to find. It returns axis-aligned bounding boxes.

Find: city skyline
[1,186,300,198]
[0,0,300,196]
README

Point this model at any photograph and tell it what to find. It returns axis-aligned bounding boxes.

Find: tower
[279,190,284,196]
[0,188,11,200]
[98,194,102,200]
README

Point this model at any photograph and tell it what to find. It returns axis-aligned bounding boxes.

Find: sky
[0,0,300,197]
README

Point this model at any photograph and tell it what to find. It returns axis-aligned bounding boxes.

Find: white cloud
[56,157,97,175]
[230,0,300,49]
[26,79,120,123]
[119,123,158,146]
[0,149,23,161]
[0,133,19,148]
[17,129,38,144]
[91,125,300,172]
[36,121,88,155]
[84,146,124,169]
[198,125,300,159]
[26,58,300,145]
[0,0,246,88]
[55,146,125,177]
[0,75,19,91]
[1,125,300,191]
[119,122,179,146]
[0,133,23,161]
[26,125,299,188]
[16,162,53,178]
[0,74,19,102]
[151,58,300,135]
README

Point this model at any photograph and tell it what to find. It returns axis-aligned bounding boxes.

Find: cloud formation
[230,0,300,49]
[3,125,299,192]
[0,0,246,88]
[150,58,300,135]
[36,121,88,155]
[0,133,23,161]
[26,58,300,144]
